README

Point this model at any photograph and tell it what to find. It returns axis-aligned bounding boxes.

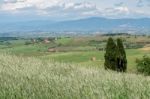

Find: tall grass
[0,53,150,99]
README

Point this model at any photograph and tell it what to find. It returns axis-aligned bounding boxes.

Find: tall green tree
[104,37,117,70]
[116,38,127,72]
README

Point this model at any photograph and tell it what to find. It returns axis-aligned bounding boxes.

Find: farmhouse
[44,38,50,44]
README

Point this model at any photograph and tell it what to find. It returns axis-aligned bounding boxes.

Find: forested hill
[0,17,150,33]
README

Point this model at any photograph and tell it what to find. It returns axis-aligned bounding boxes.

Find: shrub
[25,41,32,45]
[136,56,150,75]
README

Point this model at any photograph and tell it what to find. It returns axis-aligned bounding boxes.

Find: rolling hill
[0,17,150,34]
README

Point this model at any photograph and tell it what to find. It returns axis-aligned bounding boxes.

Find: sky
[0,0,150,21]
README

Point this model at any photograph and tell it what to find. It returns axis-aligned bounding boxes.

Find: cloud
[65,2,96,11]
[0,0,100,18]
[0,0,96,11]
[146,0,150,6]
[137,0,144,7]
[0,0,150,19]
[114,2,124,7]
[1,0,61,11]
[115,7,129,13]
[136,0,150,7]
[104,6,130,17]
[4,0,19,3]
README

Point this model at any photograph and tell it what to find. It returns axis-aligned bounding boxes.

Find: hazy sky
[0,0,150,21]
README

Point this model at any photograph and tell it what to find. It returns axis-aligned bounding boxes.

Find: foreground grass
[0,53,150,99]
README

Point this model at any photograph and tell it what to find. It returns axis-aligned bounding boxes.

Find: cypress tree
[116,38,127,72]
[104,37,117,70]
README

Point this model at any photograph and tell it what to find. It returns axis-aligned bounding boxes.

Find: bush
[136,56,150,75]
[25,41,32,45]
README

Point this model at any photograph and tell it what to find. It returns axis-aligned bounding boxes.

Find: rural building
[44,38,50,44]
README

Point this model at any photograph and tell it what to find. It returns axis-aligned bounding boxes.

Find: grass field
[40,49,149,72]
[0,35,149,73]
[0,35,149,98]
[1,46,149,72]
[0,53,150,99]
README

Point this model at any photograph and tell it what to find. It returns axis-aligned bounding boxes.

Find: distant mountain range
[0,17,150,34]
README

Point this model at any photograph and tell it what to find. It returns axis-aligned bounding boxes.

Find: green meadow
[0,35,150,98]
[41,49,149,72]
[0,35,149,72]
